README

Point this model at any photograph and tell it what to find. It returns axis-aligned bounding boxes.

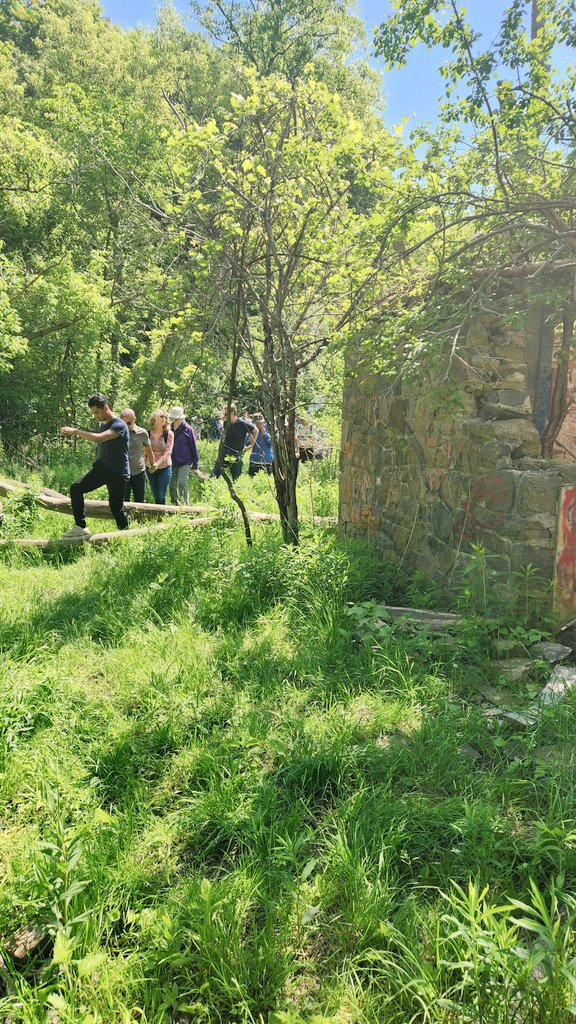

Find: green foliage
[1,520,576,1020]
[2,0,576,1016]
[192,0,368,84]
[0,0,378,449]
[1,488,40,537]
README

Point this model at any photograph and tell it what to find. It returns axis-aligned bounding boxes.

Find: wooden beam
[0,517,215,550]
[36,494,214,519]
[0,477,335,527]
[0,479,215,519]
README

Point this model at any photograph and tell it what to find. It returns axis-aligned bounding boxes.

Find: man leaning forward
[59,392,130,539]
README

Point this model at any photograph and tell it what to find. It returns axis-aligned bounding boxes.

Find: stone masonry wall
[339,316,576,589]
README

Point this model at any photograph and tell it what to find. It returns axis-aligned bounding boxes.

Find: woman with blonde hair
[147,408,174,504]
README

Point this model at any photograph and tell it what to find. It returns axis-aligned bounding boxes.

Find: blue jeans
[147,466,172,504]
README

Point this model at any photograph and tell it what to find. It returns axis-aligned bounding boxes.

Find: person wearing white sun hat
[168,406,199,504]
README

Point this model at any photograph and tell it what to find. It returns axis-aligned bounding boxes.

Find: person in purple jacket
[168,406,199,505]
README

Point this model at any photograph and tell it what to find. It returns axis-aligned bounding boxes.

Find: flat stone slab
[475,685,517,706]
[458,743,482,761]
[375,606,461,632]
[482,708,536,728]
[5,925,49,961]
[530,642,573,664]
[496,659,534,684]
[500,710,537,728]
[536,665,576,707]
[495,637,531,658]
[535,743,575,766]
[481,665,576,730]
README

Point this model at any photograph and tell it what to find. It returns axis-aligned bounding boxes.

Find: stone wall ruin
[339,308,576,611]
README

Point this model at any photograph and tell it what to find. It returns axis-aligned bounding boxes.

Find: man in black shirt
[59,392,130,538]
[211,402,258,481]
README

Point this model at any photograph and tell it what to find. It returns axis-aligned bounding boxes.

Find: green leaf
[301,903,321,925]
[52,930,74,965]
[47,992,68,1012]
[300,857,317,881]
[76,951,107,977]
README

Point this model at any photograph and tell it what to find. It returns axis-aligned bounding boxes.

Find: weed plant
[0,463,575,1022]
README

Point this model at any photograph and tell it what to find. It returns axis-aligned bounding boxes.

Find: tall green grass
[0,509,575,1022]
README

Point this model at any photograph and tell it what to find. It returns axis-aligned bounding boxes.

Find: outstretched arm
[60,426,120,443]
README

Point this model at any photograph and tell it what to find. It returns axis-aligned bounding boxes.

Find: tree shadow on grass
[90,721,181,806]
[0,534,207,655]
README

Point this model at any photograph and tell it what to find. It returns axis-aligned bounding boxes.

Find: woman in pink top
[147,408,174,504]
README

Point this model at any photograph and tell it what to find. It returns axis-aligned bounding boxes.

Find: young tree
[166,70,401,542]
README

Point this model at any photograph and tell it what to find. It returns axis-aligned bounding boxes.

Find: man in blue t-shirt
[211,402,258,481]
[59,392,130,539]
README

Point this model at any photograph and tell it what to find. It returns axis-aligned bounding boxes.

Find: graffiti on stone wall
[454,472,513,544]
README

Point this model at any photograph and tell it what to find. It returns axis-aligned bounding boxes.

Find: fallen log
[377,606,461,630]
[0,477,27,496]
[36,494,214,519]
[0,479,215,519]
[0,476,335,526]
[348,605,462,637]
[39,487,69,500]
[0,476,67,501]
[0,516,216,550]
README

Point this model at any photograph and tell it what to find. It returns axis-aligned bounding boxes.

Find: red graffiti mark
[455,498,505,544]
[454,474,511,544]
[470,473,510,509]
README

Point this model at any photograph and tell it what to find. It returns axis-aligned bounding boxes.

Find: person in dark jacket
[168,406,199,505]
[210,414,224,441]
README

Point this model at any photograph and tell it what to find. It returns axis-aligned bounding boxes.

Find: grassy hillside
[0,465,575,1022]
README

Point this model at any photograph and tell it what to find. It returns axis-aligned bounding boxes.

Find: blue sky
[100,0,509,126]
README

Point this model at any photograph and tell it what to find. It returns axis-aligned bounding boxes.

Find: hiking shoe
[61,525,91,540]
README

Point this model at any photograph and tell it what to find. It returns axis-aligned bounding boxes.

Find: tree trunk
[261,308,300,545]
[273,448,299,544]
[215,284,252,546]
[531,0,544,39]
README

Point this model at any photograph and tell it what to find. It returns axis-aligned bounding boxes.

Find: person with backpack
[147,408,173,505]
